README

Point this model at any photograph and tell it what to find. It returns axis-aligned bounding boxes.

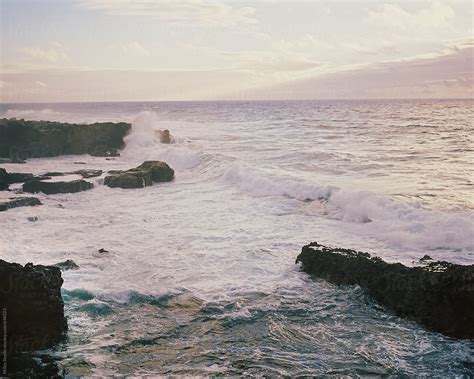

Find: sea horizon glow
[1,0,473,102]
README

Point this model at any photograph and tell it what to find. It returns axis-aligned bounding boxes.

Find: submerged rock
[0,260,67,353]
[0,118,130,159]
[419,254,433,262]
[0,197,41,211]
[23,179,93,194]
[159,129,171,144]
[53,259,79,271]
[104,160,174,189]
[72,169,103,178]
[296,242,474,339]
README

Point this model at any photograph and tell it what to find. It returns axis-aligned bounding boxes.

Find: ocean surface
[0,99,473,376]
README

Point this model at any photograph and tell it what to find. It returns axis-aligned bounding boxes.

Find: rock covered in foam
[23,179,93,194]
[0,260,67,353]
[104,160,174,189]
[296,242,474,339]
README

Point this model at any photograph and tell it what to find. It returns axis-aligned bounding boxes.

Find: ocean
[1,99,473,376]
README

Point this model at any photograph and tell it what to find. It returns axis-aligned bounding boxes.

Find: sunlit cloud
[18,42,69,63]
[366,1,455,33]
[76,0,257,27]
[119,41,151,57]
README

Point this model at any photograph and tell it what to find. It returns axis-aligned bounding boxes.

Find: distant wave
[223,162,474,252]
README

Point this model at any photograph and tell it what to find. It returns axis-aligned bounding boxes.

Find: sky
[0,0,473,102]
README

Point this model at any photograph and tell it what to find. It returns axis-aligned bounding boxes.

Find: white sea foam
[223,162,474,251]
[121,111,202,170]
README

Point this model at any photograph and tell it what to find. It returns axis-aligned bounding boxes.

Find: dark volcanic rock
[43,171,65,177]
[0,157,26,164]
[53,259,79,271]
[5,172,35,183]
[159,129,171,144]
[135,161,174,182]
[0,197,41,211]
[104,160,174,189]
[90,147,121,157]
[0,118,131,159]
[23,179,93,194]
[0,260,67,353]
[296,242,474,339]
[0,181,9,190]
[1,168,51,187]
[104,171,151,188]
[72,169,103,178]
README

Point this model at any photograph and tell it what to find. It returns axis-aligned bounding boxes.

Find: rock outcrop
[0,260,67,353]
[53,259,79,271]
[0,197,42,211]
[23,179,93,194]
[296,242,474,339]
[104,160,174,189]
[1,168,51,189]
[0,118,131,160]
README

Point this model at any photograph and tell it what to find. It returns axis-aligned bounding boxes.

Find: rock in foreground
[0,197,41,211]
[296,242,474,339]
[104,160,174,189]
[0,118,130,159]
[0,260,67,353]
[23,179,93,194]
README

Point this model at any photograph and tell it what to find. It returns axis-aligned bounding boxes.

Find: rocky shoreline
[0,260,67,352]
[296,242,474,339]
[0,118,131,160]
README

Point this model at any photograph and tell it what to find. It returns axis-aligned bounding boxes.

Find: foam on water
[121,111,202,170]
[223,162,474,251]
[1,100,473,376]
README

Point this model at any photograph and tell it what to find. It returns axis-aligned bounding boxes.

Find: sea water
[0,100,473,376]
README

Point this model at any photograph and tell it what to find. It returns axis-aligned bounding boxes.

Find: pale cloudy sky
[0,0,472,102]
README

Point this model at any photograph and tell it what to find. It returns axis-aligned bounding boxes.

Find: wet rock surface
[23,179,93,194]
[53,259,79,271]
[0,260,67,354]
[0,197,42,211]
[0,118,130,159]
[296,242,474,339]
[104,160,174,189]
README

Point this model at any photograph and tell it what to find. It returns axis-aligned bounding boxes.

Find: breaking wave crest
[121,111,202,170]
[223,162,474,251]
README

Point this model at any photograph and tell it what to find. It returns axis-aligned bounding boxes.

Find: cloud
[243,43,474,99]
[18,42,69,63]
[119,41,151,57]
[366,1,455,32]
[76,0,257,27]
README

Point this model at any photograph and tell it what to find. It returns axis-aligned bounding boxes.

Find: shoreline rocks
[296,242,474,339]
[23,179,94,194]
[0,197,42,211]
[104,160,174,189]
[0,260,67,354]
[0,118,130,160]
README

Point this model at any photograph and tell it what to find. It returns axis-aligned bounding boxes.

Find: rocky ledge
[0,260,67,354]
[0,197,42,211]
[296,242,474,339]
[23,179,93,194]
[104,160,174,189]
[0,118,131,160]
